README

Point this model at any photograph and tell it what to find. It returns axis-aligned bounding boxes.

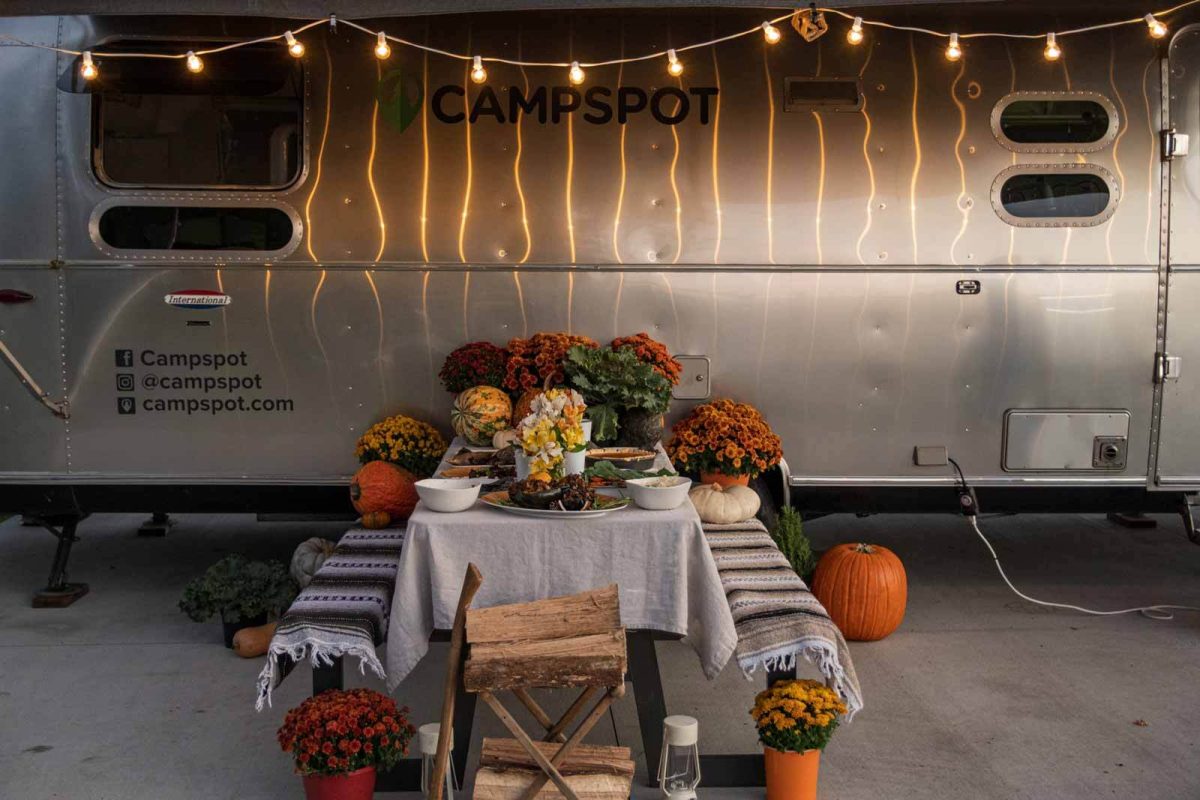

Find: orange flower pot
[699,471,750,488]
[764,747,820,800]
[302,766,376,800]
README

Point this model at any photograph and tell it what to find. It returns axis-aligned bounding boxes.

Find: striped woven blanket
[255,527,405,710]
[705,519,863,717]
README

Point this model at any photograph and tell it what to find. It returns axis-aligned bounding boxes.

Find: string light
[284,31,304,58]
[374,31,391,60]
[470,55,487,84]
[185,50,203,73]
[79,51,97,81]
[945,32,962,61]
[667,48,683,76]
[1044,32,1061,61]
[5,3,1197,85]
[848,17,865,45]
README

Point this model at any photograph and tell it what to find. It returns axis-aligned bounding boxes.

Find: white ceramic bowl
[415,478,482,513]
[623,476,692,511]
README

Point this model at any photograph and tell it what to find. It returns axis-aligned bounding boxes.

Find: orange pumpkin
[350,461,419,522]
[811,543,907,641]
[512,388,542,424]
[360,510,392,529]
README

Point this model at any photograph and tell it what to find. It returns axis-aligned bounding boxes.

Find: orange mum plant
[750,679,847,753]
[611,332,682,386]
[666,398,783,478]
[277,688,415,776]
[504,332,599,393]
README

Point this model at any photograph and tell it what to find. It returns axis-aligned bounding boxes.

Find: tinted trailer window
[92,44,302,189]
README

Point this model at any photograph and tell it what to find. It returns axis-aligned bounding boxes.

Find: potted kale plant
[179,554,297,647]
[563,344,672,449]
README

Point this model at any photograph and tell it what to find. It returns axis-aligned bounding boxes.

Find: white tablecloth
[384,441,738,690]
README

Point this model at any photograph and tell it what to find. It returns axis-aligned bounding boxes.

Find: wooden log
[480,738,634,777]
[515,688,621,800]
[467,585,620,644]
[473,767,633,800]
[430,563,483,800]
[465,631,626,692]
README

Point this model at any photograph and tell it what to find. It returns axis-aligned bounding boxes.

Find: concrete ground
[0,511,1197,800]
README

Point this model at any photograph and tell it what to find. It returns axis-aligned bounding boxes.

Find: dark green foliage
[563,345,671,443]
[770,507,816,583]
[178,554,297,624]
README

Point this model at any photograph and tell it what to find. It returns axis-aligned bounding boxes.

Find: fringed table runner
[255,527,405,710]
[704,519,864,717]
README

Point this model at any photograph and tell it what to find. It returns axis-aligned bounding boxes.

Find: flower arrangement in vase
[278,688,415,800]
[666,398,782,487]
[750,679,848,800]
[438,341,509,393]
[355,414,447,478]
[516,387,587,479]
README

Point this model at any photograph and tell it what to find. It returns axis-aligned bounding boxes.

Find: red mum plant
[504,332,599,393]
[277,688,415,777]
[612,332,683,386]
[439,341,509,394]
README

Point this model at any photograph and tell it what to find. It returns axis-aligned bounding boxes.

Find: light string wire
[0,1,1197,69]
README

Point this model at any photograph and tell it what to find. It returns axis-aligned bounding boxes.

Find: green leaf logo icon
[377,67,423,133]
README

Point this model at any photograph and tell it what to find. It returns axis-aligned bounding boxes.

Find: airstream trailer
[3,2,1199,600]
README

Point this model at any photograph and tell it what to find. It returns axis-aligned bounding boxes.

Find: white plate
[480,491,630,519]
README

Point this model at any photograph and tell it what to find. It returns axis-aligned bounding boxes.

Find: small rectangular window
[92,43,302,189]
[784,77,862,112]
[1000,173,1111,219]
[1000,100,1109,144]
[98,206,294,251]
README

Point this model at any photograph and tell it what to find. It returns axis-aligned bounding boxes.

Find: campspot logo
[378,67,718,132]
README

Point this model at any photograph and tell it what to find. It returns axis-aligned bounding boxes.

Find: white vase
[515,451,532,479]
[581,419,593,443]
[564,448,586,476]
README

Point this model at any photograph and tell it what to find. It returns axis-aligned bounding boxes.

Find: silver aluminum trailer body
[1,5,1199,519]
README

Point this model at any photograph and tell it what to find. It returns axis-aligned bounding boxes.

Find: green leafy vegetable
[563,345,672,443]
[583,460,677,483]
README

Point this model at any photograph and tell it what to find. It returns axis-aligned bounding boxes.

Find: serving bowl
[415,478,482,513]
[623,476,693,510]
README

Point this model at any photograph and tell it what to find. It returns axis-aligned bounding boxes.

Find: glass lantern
[657,715,700,799]
[418,722,458,799]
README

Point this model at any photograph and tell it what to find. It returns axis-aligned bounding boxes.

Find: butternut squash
[232,621,278,658]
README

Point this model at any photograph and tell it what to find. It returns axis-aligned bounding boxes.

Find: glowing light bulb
[945,33,962,62]
[186,51,204,73]
[762,21,782,44]
[667,49,683,77]
[848,17,864,45]
[1145,14,1168,39]
[284,31,304,58]
[470,55,487,84]
[80,51,97,81]
[569,61,585,85]
[1044,32,1061,61]
[374,31,391,60]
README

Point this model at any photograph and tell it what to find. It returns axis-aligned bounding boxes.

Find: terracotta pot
[764,747,820,800]
[699,471,750,488]
[302,766,376,800]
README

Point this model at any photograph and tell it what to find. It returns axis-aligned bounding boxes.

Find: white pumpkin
[689,483,761,524]
[290,537,337,589]
[492,428,521,449]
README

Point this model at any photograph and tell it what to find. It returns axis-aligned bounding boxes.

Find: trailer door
[1159,28,1200,487]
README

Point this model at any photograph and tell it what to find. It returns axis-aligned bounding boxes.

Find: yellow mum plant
[750,679,848,753]
[355,414,447,478]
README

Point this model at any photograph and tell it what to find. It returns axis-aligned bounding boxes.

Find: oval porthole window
[991,92,1119,153]
[992,166,1118,227]
[98,206,295,251]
